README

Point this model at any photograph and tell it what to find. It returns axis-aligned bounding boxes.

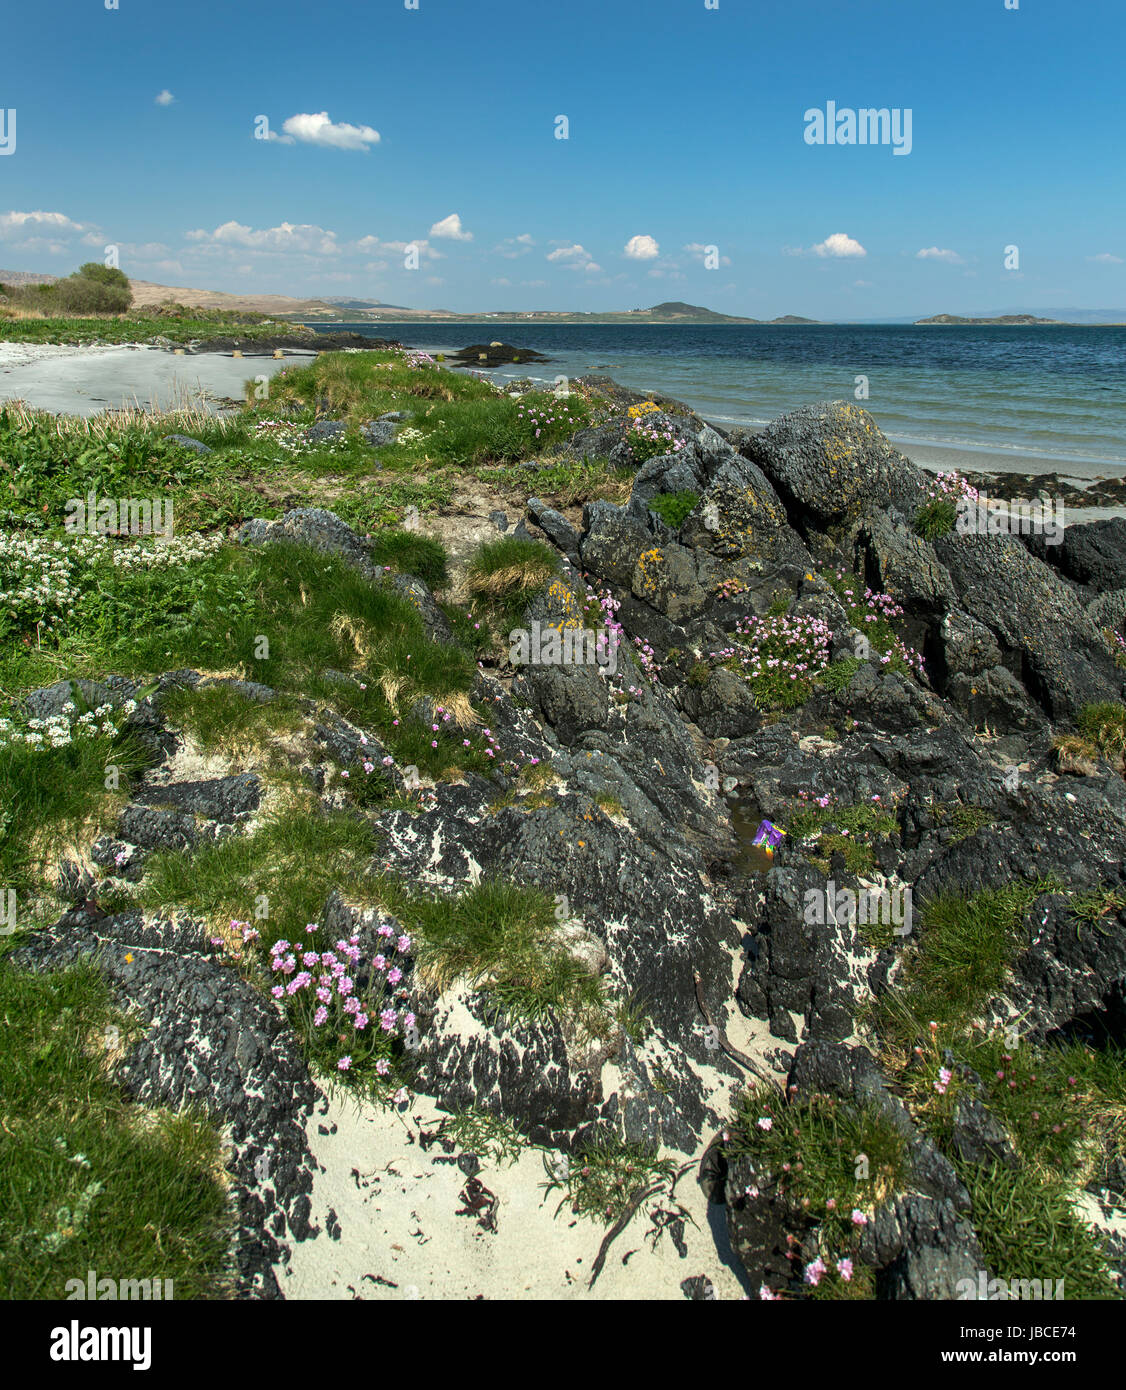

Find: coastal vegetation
[2,339,1124,1302]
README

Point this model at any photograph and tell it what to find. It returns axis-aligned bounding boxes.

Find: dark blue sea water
[313,322,1126,472]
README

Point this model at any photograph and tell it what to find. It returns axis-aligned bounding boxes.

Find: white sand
[271,942,788,1303]
[274,1087,754,1301]
[0,343,314,417]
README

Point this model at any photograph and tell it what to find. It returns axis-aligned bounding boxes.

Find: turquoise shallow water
[315,322,1126,473]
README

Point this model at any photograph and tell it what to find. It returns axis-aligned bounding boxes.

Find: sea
[311,322,1126,480]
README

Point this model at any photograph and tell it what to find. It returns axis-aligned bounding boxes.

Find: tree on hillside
[75,262,131,292]
[52,263,133,314]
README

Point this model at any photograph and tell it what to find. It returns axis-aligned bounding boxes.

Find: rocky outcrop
[10,383,1126,1300]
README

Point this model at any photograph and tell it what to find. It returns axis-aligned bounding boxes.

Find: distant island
[916,313,1064,325]
[295,300,816,326]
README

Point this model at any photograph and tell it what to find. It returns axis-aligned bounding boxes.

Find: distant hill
[0,268,59,288]
[126,278,338,316]
[916,308,1126,326]
[313,300,763,325]
[770,315,820,324]
[630,301,757,323]
[320,296,414,311]
[917,313,1063,325]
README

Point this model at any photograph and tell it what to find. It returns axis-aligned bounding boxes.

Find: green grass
[815,656,862,694]
[1077,702,1126,760]
[961,1033,1126,1177]
[136,798,376,930]
[463,535,562,632]
[0,957,233,1299]
[158,683,302,749]
[929,801,996,843]
[376,876,608,1035]
[476,455,633,507]
[433,1105,529,1166]
[0,703,150,894]
[956,1158,1118,1299]
[724,1081,907,1297]
[263,351,591,471]
[913,497,957,541]
[542,1133,679,1225]
[0,307,288,346]
[783,798,899,876]
[875,879,1060,1054]
[366,528,449,588]
[648,490,699,530]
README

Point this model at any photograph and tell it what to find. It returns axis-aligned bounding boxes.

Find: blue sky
[1,0,1122,318]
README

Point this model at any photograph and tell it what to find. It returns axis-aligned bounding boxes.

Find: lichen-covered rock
[743,401,931,528]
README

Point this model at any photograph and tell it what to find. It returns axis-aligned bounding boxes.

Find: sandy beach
[0,342,315,416]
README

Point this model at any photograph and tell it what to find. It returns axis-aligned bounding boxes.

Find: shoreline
[2,339,1124,524]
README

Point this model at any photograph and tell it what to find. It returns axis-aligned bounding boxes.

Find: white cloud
[0,209,92,239]
[547,241,599,271]
[624,234,659,260]
[853,279,874,288]
[811,232,867,258]
[280,112,380,151]
[153,260,185,277]
[916,246,963,264]
[185,220,341,255]
[429,213,472,241]
[495,233,535,258]
[155,90,175,106]
[683,242,731,266]
[355,234,442,261]
[9,238,71,255]
[1087,252,1123,264]
[490,277,512,287]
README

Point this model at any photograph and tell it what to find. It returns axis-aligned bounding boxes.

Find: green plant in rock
[648,491,699,530]
[1069,887,1123,939]
[956,1158,1118,1300]
[1077,702,1126,760]
[929,800,995,843]
[464,536,561,631]
[434,1106,528,1166]
[815,656,862,694]
[821,568,925,680]
[367,528,449,589]
[725,1082,907,1297]
[782,794,899,876]
[874,879,1061,1054]
[159,682,301,749]
[373,876,607,1038]
[542,1133,678,1226]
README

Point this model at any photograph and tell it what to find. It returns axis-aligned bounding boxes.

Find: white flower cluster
[0,697,135,752]
[0,533,98,631]
[109,532,223,570]
[253,418,350,456]
[0,529,226,632]
[396,427,425,445]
